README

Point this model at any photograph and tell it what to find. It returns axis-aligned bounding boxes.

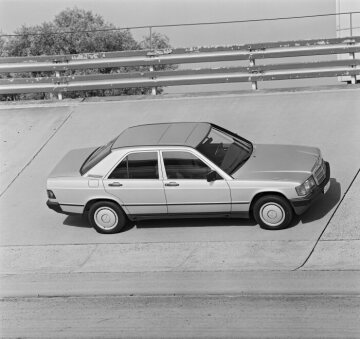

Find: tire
[88,201,127,234]
[253,195,293,230]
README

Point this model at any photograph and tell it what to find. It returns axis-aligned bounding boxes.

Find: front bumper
[290,161,330,215]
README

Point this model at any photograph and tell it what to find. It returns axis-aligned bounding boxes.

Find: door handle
[165,182,179,187]
[108,182,123,187]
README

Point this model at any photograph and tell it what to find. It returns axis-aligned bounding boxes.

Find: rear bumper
[290,161,330,215]
[46,200,63,214]
[46,200,84,215]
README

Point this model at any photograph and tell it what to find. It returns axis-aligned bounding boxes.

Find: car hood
[49,147,97,178]
[232,144,320,183]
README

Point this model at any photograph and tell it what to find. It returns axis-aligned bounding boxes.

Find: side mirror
[206,170,218,182]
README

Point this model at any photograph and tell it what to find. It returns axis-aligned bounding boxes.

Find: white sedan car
[47,122,330,233]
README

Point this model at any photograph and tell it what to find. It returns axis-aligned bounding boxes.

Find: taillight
[47,190,56,199]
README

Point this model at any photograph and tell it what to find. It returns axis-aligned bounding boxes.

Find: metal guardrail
[0,36,359,98]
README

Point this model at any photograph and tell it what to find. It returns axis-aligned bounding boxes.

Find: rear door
[103,151,167,216]
[160,150,231,215]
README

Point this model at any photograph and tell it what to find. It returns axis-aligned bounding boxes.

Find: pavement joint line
[0,268,320,279]
[78,86,360,105]
[2,268,360,278]
[320,239,360,241]
[1,86,358,109]
[294,167,360,271]
[0,100,83,198]
[2,293,360,300]
[0,239,311,248]
[0,103,79,110]
[4,292,359,301]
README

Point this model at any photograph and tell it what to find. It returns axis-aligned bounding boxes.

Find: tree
[0,33,7,57]
[1,7,176,100]
[6,23,59,57]
[53,8,139,54]
[6,8,139,56]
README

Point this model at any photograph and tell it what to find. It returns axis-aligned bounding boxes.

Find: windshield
[80,137,117,175]
[196,127,252,175]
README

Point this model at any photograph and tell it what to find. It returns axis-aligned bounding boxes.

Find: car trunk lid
[49,147,97,178]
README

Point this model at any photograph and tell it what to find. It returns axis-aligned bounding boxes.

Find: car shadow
[61,178,340,231]
[62,214,257,232]
[299,178,341,224]
[62,215,136,232]
[136,217,257,229]
[63,215,92,228]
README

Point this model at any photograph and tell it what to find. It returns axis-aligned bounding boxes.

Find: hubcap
[94,207,118,230]
[259,202,285,227]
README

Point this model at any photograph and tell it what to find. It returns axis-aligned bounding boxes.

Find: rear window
[80,137,117,175]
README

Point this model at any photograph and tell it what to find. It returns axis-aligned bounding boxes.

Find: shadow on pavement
[300,178,341,224]
[62,214,257,232]
[136,217,257,229]
[63,215,91,228]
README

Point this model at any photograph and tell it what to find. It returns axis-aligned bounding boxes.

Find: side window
[109,152,159,179]
[162,151,212,180]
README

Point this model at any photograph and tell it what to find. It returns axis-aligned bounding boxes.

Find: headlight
[313,155,322,171]
[296,176,316,196]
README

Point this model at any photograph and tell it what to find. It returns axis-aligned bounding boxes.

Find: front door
[104,151,167,216]
[161,150,231,215]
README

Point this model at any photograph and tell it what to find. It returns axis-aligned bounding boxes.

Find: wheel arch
[249,191,292,217]
[84,198,127,216]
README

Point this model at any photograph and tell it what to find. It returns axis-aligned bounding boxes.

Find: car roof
[112,122,211,149]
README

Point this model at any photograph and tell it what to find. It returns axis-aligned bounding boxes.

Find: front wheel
[253,195,293,230]
[88,201,127,234]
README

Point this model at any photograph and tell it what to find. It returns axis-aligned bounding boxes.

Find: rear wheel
[88,201,127,234]
[253,195,293,230]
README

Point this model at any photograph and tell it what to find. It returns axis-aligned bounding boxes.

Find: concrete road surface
[2,294,360,338]
[1,86,360,339]
[1,86,359,272]
[2,270,360,338]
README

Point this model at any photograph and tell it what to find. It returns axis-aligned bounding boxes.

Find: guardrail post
[349,51,356,84]
[55,71,63,100]
[149,65,156,96]
[149,26,153,50]
[348,13,357,85]
[249,58,258,90]
[148,27,157,95]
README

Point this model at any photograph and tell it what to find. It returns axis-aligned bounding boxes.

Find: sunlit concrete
[303,171,360,270]
[0,87,359,272]
[0,106,74,194]
[2,271,360,298]
[2,294,360,338]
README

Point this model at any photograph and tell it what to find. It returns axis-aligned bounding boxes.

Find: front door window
[162,151,211,180]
